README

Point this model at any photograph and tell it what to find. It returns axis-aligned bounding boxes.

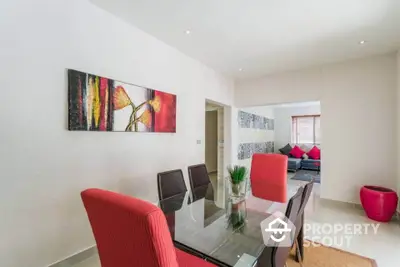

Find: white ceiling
[91,0,400,80]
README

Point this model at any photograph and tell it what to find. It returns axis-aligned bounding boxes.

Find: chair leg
[295,239,304,267]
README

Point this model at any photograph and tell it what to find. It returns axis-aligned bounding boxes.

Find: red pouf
[360,185,398,222]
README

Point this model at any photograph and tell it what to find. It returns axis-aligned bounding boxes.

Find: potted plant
[227,165,248,201]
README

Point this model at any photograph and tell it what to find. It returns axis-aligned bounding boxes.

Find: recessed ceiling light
[185,30,191,35]
[359,40,366,45]
[239,68,243,72]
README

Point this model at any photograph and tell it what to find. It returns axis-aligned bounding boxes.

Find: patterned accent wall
[237,110,275,161]
[238,141,275,160]
[238,111,274,130]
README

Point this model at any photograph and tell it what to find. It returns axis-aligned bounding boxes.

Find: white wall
[274,104,321,151]
[236,54,397,204]
[397,50,400,210]
[0,1,234,266]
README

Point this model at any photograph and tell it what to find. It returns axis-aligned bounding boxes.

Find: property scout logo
[261,212,296,247]
[261,212,380,248]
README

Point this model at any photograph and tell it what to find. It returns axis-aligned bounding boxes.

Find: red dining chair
[81,188,216,267]
[250,153,287,203]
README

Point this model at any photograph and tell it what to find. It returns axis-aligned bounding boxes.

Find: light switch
[196,140,201,144]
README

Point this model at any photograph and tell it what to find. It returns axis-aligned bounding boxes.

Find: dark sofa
[288,157,320,172]
[288,158,302,171]
[301,158,320,171]
[279,144,321,172]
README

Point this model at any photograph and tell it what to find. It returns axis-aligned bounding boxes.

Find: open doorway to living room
[238,101,321,187]
[274,101,321,184]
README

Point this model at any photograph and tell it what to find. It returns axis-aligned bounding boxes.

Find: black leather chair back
[188,164,211,191]
[293,180,314,239]
[271,187,304,267]
[298,180,314,217]
[157,169,187,201]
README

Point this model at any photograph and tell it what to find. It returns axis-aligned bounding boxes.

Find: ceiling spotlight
[185,30,191,35]
[239,68,243,72]
[359,40,366,45]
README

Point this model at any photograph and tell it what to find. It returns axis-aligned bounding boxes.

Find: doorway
[205,101,224,189]
[238,101,321,200]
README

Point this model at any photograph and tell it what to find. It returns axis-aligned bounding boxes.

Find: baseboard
[319,198,363,210]
[47,245,97,267]
[392,210,400,223]
[320,198,400,222]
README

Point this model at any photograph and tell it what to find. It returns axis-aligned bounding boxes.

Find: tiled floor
[72,174,400,267]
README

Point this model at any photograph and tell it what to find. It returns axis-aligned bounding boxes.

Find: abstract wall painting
[68,69,176,132]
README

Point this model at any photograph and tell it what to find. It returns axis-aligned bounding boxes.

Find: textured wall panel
[237,142,275,160]
[238,111,274,130]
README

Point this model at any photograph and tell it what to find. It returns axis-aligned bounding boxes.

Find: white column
[397,50,400,212]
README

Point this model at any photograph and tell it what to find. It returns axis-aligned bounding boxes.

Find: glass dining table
[158,182,305,267]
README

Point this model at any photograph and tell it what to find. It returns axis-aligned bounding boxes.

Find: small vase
[227,199,247,231]
[226,177,248,203]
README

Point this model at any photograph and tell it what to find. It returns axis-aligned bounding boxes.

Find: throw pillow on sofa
[307,146,321,159]
[289,145,305,158]
[300,144,312,153]
[279,143,292,156]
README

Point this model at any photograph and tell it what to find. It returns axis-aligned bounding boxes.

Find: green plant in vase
[227,200,247,232]
[227,165,248,198]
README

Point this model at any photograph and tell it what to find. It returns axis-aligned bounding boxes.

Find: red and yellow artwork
[68,69,176,132]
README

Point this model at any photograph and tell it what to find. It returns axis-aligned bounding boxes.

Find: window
[291,115,321,144]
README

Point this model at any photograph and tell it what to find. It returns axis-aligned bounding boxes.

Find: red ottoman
[360,185,398,222]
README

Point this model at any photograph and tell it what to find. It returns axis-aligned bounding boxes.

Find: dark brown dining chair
[259,186,304,267]
[293,180,314,266]
[157,169,187,201]
[158,193,186,240]
[188,164,211,191]
[298,180,314,219]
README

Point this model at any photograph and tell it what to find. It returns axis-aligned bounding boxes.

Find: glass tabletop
[159,182,302,267]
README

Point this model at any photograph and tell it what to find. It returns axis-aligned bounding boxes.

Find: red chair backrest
[81,188,179,267]
[250,153,287,202]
